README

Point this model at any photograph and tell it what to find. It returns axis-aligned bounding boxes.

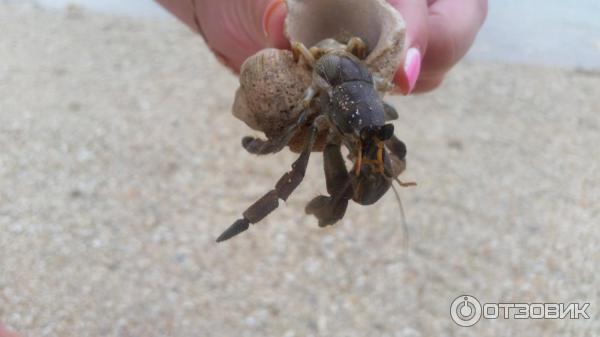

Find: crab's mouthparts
[355,140,385,176]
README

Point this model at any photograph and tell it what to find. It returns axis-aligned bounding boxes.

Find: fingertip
[393,70,409,95]
[386,0,429,51]
[385,0,428,95]
[414,76,445,93]
[393,47,422,95]
[424,0,488,74]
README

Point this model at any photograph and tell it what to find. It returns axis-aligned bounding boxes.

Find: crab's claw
[352,166,392,205]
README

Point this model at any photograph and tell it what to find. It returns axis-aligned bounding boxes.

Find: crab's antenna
[390,182,409,248]
[394,177,417,188]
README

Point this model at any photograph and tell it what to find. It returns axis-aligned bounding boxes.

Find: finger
[386,0,430,52]
[0,324,18,337]
[160,0,289,72]
[212,0,288,71]
[419,0,488,82]
[412,76,443,93]
[198,0,273,72]
[386,0,430,95]
[262,0,290,50]
[155,0,198,32]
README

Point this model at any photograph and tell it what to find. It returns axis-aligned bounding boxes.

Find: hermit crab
[216,0,414,242]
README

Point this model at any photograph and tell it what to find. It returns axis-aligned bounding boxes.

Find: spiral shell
[232,0,406,151]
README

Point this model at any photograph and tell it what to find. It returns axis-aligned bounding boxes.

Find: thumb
[386,0,429,94]
[262,0,290,50]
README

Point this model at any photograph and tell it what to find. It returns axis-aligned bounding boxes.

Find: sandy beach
[1,4,599,337]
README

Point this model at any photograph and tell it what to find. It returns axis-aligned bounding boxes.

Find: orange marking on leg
[377,142,385,173]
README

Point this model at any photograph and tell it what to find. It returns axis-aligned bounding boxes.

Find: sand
[0,4,599,337]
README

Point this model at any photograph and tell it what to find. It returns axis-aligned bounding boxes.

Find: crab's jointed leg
[305,141,353,227]
[217,115,328,242]
[346,37,367,59]
[292,42,316,68]
[242,85,318,155]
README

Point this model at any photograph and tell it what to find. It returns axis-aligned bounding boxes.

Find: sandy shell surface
[232,49,316,152]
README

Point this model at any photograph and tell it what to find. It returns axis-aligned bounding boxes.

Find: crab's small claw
[216,219,250,242]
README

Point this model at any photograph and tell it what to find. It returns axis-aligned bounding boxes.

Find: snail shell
[232,0,406,151]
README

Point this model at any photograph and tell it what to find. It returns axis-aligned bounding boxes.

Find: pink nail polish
[403,48,421,94]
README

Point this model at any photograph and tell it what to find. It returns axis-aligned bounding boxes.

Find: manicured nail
[396,47,421,95]
[262,0,285,38]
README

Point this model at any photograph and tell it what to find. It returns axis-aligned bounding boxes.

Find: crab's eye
[359,127,372,141]
[379,123,394,140]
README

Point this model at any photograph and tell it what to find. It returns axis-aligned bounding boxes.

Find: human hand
[156,0,289,71]
[0,323,18,337]
[386,0,488,93]
[157,0,487,94]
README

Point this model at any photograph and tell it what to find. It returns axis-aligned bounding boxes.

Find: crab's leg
[242,86,317,155]
[292,42,316,67]
[346,37,367,59]
[242,102,315,155]
[305,141,353,227]
[216,115,328,242]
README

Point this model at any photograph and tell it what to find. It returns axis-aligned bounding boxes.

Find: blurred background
[1,1,599,337]
[23,0,600,69]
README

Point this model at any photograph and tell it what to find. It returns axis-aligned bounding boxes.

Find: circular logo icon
[450,295,482,327]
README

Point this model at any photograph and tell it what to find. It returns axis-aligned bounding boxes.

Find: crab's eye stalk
[379,123,394,140]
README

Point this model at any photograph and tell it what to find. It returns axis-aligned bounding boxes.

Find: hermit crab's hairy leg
[292,42,316,68]
[216,115,328,242]
[305,140,353,227]
[383,102,399,121]
[346,37,367,59]
[242,86,318,155]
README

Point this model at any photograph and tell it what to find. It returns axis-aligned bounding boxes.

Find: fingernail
[262,0,288,47]
[396,47,421,95]
[262,0,284,37]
